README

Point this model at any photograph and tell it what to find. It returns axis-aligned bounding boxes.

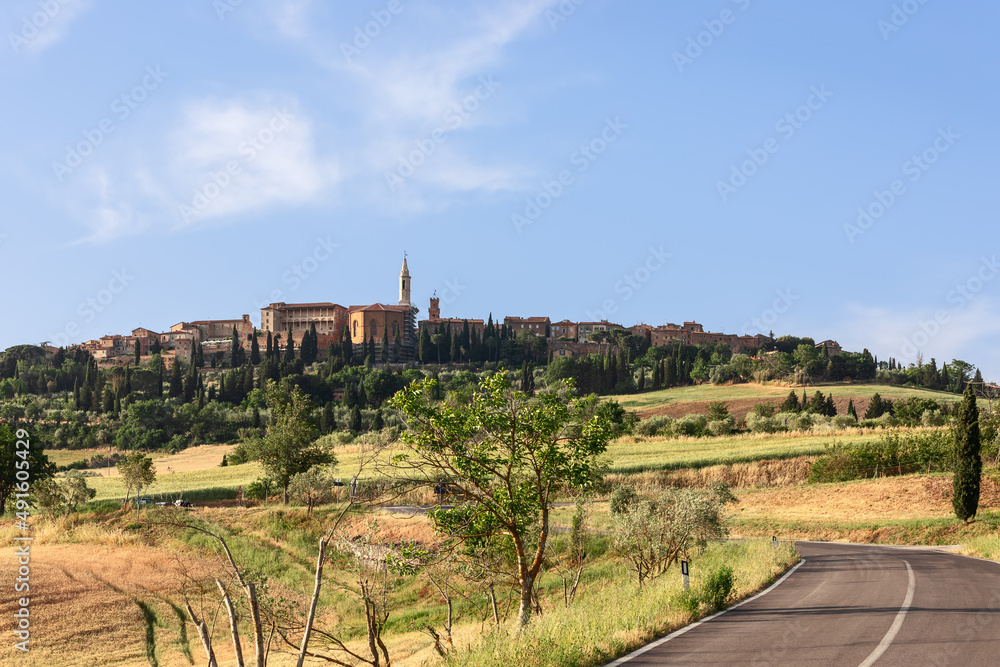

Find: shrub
[701,565,735,612]
[635,415,675,437]
[675,414,707,437]
[707,418,733,437]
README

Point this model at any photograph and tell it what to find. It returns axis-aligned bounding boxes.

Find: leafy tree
[390,372,615,627]
[288,465,336,514]
[117,451,156,508]
[611,482,736,588]
[244,382,334,504]
[953,385,982,522]
[0,424,55,515]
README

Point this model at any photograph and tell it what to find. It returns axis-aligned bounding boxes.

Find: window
[353,321,358,337]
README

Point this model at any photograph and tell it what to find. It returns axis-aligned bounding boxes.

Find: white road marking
[857,559,915,667]
[607,559,807,666]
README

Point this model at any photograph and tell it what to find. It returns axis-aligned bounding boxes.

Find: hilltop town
[73,257,843,368]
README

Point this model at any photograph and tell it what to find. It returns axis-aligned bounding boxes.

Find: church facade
[347,257,419,361]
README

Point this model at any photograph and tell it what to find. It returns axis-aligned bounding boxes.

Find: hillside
[612,382,962,420]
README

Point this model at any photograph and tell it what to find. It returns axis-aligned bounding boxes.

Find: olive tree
[389,372,614,628]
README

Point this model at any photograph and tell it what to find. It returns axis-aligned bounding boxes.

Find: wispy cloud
[5,0,90,55]
[70,95,340,243]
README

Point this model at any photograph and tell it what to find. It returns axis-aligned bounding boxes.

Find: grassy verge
[449,539,798,667]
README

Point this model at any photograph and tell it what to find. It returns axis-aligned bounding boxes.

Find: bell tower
[398,254,411,307]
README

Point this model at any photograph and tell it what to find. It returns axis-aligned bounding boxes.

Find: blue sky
[1,0,998,379]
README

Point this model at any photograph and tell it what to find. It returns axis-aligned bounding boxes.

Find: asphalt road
[609,541,1000,666]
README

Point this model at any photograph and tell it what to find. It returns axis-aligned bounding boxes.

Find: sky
[1,0,998,380]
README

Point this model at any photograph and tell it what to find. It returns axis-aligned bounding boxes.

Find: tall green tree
[243,382,334,504]
[381,326,390,365]
[284,326,295,364]
[1,424,55,515]
[390,372,615,628]
[250,330,261,365]
[952,385,982,522]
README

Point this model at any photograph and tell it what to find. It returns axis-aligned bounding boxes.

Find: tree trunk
[516,575,533,628]
[297,534,331,667]
[246,581,265,667]
[489,585,500,626]
[216,579,245,667]
[186,601,218,667]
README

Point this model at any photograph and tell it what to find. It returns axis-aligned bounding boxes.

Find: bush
[675,414,707,437]
[745,412,782,434]
[609,485,640,516]
[808,430,954,483]
[635,415,675,437]
[707,418,733,437]
[701,565,735,612]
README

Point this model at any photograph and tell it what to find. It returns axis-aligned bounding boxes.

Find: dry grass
[606,456,815,491]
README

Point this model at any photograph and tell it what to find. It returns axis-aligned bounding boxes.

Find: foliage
[241,381,334,504]
[116,451,156,507]
[610,483,736,588]
[390,372,615,627]
[0,424,55,514]
[287,465,336,513]
[808,431,954,483]
[701,564,736,612]
[953,385,982,522]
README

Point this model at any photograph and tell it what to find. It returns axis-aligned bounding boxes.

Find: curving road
[609,541,1000,666]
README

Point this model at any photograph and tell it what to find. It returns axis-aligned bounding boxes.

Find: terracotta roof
[420,318,485,325]
[577,321,623,327]
[265,302,345,310]
[504,316,550,323]
[349,303,411,313]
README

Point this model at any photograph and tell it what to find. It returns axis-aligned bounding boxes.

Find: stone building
[260,302,348,340]
[347,257,419,360]
[418,295,485,339]
[504,316,551,337]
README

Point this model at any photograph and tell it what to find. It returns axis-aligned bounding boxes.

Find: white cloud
[837,299,1000,372]
[69,95,341,243]
[5,0,90,56]
[165,97,340,226]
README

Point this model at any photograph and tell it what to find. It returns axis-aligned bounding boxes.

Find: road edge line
[605,558,807,666]
[857,559,915,667]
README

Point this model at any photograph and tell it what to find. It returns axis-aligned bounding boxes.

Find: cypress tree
[167,359,180,398]
[250,330,261,365]
[450,330,461,364]
[824,394,837,417]
[373,408,385,431]
[266,331,273,360]
[349,405,362,432]
[637,367,646,392]
[952,385,982,522]
[780,390,800,413]
[381,326,390,365]
[847,399,858,420]
[419,327,432,363]
[134,342,140,366]
[342,325,353,364]
[284,326,295,363]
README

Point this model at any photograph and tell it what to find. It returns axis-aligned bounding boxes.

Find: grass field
[603,431,878,473]
[613,382,962,418]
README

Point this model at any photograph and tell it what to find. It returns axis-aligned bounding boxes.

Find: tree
[250,330,261,365]
[611,483,736,588]
[430,334,444,365]
[418,327,433,363]
[245,382,334,504]
[284,326,296,364]
[288,466,336,514]
[847,398,858,420]
[780,390,800,413]
[953,385,982,522]
[117,451,157,509]
[0,424,55,515]
[134,342,141,366]
[389,372,615,628]
[169,358,183,398]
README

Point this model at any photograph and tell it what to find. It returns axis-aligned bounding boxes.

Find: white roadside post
[681,560,690,592]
